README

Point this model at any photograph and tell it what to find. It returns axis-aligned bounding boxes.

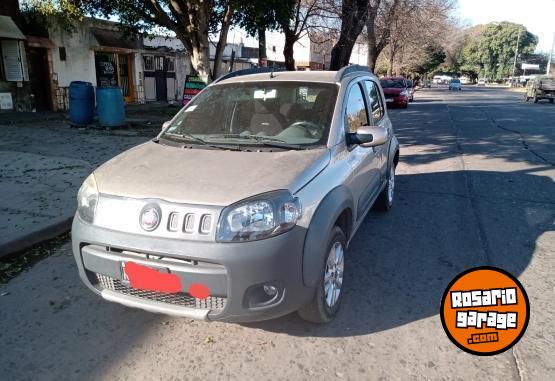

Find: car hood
[93,141,330,206]
[382,87,403,95]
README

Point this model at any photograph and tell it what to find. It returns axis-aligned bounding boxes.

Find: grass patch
[0,234,70,285]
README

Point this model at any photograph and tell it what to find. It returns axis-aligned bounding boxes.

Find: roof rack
[212,67,287,84]
[335,65,373,82]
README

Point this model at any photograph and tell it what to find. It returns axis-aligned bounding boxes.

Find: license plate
[386,99,394,103]
[121,261,181,293]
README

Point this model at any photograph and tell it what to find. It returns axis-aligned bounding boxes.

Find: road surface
[1,86,554,380]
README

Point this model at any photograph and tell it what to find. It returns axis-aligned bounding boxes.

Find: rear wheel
[298,226,346,323]
[375,164,395,211]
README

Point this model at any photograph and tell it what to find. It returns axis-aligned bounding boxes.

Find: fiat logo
[140,206,160,231]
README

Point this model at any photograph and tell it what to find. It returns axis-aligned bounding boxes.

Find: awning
[91,28,141,50]
[0,15,26,40]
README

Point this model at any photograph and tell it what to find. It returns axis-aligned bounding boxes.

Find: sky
[457,0,555,53]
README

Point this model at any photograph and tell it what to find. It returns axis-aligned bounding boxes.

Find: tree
[277,0,329,70]
[406,43,446,74]
[329,0,369,70]
[456,22,538,80]
[382,0,454,76]
[364,0,400,71]
[31,0,241,83]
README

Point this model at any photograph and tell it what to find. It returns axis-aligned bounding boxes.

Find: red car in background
[380,77,409,108]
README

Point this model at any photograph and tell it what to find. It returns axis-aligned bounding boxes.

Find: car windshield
[380,79,405,88]
[407,80,413,87]
[161,81,338,148]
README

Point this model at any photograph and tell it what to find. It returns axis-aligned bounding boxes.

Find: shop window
[143,55,154,71]
[1,40,28,82]
[166,57,175,72]
[59,47,66,61]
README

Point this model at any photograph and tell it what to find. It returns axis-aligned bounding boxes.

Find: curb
[0,216,73,259]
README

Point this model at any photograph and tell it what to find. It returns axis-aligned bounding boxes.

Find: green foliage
[234,0,295,37]
[459,22,538,80]
[408,44,446,75]
[21,0,84,33]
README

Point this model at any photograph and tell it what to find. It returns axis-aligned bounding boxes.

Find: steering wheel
[286,120,321,138]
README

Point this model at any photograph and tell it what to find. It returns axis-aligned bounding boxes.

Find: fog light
[263,285,277,296]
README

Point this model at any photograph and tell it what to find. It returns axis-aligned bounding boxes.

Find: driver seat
[249,99,287,135]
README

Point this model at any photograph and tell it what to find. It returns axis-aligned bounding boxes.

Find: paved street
[0,87,554,380]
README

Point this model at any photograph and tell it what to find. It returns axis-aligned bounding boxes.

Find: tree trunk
[329,0,369,70]
[366,1,379,71]
[258,25,267,67]
[212,1,234,80]
[387,42,395,76]
[284,31,296,70]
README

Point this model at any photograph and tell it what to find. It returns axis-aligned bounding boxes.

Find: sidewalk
[0,110,166,258]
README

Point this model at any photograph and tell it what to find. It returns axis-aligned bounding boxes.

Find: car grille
[95,273,227,310]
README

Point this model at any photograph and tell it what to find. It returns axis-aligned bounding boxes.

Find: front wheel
[375,164,395,211]
[298,226,346,323]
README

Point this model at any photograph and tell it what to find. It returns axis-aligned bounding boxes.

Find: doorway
[27,47,51,111]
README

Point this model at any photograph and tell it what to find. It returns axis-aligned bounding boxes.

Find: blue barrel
[96,87,125,127]
[69,81,94,124]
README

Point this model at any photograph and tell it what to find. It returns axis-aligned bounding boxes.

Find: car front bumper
[71,216,314,322]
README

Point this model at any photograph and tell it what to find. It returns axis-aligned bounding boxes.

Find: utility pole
[511,27,522,83]
[547,32,555,75]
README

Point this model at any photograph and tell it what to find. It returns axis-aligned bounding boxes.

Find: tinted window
[345,83,368,133]
[364,80,383,123]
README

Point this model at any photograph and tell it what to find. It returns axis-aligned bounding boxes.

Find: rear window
[380,79,405,88]
[451,79,460,83]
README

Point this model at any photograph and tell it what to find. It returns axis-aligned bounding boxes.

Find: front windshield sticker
[254,89,277,100]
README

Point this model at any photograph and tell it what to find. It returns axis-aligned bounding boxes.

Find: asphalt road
[1,86,554,380]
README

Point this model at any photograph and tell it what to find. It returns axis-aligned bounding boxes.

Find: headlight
[77,173,99,223]
[400,90,408,96]
[217,191,302,242]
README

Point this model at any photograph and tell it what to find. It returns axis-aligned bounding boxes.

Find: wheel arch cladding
[302,186,354,288]
[388,136,400,169]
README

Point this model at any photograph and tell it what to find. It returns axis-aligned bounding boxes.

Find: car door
[344,81,382,221]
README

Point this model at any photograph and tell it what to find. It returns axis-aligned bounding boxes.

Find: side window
[364,80,384,123]
[345,83,369,133]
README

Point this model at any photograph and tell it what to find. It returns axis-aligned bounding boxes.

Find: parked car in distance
[477,78,487,86]
[449,79,462,91]
[524,75,555,103]
[380,76,409,108]
[71,66,400,324]
[406,79,415,102]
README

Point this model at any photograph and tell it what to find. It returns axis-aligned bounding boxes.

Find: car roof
[216,70,339,85]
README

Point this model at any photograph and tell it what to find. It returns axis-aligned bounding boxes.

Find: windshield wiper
[218,134,307,150]
[163,133,243,151]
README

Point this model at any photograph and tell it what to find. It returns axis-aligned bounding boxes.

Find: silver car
[72,66,399,323]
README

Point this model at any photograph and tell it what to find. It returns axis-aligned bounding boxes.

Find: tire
[375,164,395,211]
[524,94,529,102]
[298,226,346,323]
[533,95,538,103]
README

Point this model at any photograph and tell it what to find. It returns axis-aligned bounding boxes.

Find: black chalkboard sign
[182,75,206,106]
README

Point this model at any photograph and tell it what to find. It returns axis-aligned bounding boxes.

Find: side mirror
[350,126,389,147]
[162,120,171,131]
